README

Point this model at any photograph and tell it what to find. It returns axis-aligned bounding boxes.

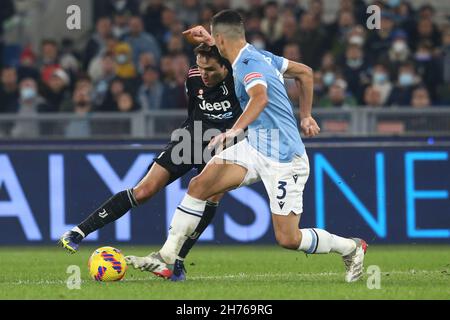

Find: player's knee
[275,233,300,250]
[187,175,208,197]
[133,182,159,204]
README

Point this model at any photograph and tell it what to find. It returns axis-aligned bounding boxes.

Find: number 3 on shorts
[277,181,287,200]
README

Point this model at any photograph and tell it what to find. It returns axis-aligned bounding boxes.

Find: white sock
[159,194,206,264]
[71,226,85,238]
[298,228,356,256]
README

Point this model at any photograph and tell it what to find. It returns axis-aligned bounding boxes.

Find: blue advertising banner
[0,138,449,245]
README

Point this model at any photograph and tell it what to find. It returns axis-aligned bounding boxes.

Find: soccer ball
[88,246,127,281]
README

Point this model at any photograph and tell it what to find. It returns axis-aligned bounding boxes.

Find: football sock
[72,226,85,238]
[75,189,138,238]
[298,228,356,256]
[178,200,219,259]
[159,194,205,264]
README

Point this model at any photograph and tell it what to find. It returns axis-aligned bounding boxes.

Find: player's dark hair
[194,44,227,67]
[211,9,244,30]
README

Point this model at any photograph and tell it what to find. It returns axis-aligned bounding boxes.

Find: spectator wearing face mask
[386,62,421,106]
[59,38,80,76]
[113,42,136,79]
[346,25,366,49]
[384,30,411,79]
[248,32,267,51]
[341,44,370,104]
[11,78,48,138]
[111,10,131,39]
[321,70,337,89]
[371,63,392,105]
[320,52,339,89]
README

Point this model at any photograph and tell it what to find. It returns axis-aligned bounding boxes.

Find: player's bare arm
[284,61,320,138]
[208,84,268,150]
[183,26,215,46]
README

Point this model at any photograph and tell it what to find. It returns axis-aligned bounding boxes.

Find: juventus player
[59,44,242,279]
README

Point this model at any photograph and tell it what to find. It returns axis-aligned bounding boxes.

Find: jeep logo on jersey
[199,100,232,112]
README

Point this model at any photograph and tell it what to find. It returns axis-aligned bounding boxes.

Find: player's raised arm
[183,26,215,46]
[284,61,320,138]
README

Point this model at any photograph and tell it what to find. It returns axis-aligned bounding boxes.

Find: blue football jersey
[232,44,305,162]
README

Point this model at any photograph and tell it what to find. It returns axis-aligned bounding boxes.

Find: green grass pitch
[0,245,449,300]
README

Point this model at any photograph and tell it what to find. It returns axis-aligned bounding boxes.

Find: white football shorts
[213,139,310,215]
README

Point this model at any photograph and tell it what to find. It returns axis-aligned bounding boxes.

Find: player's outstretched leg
[126,194,222,280]
[125,159,247,281]
[272,213,368,282]
[59,189,138,253]
[177,193,223,259]
[125,252,175,279]
[59,163,171,253]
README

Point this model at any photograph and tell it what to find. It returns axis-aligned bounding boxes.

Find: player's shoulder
[234,55,261,72]
[186,65,203,90]
[234,53,269,81]
[187,65,201,79]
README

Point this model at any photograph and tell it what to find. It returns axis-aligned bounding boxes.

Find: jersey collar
[232,43,250,69]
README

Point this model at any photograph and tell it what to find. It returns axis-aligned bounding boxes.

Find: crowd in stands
[1,0,450,136]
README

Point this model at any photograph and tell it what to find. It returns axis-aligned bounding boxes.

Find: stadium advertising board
[0,139,449,244]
